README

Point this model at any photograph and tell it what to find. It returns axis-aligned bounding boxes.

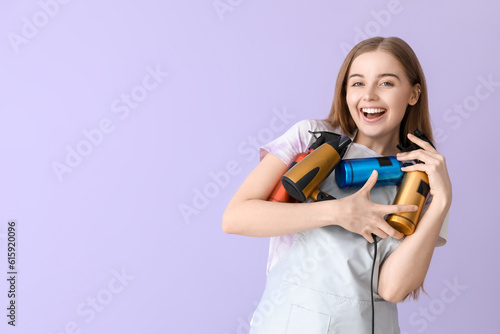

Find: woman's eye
[352,82,363,87]
[381,81,394,87]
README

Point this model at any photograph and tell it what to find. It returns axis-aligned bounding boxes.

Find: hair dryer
[335,156,404,189]
[268,131,343,203]
[386,129,434,235]
[281,135,351,202]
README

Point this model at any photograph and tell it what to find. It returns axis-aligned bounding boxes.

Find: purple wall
[0,1,498,333]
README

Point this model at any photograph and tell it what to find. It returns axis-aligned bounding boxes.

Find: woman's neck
[353,132,400,156]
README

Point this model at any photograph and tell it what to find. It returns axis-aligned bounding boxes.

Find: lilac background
[0,1,498,333]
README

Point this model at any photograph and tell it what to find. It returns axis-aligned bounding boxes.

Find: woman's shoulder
[282,119,345,154]
[289,119,343,135]
[259,119,343,164]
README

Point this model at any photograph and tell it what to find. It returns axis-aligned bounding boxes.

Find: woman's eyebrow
[348,73,363,79]
[348,73,401,80]
[378,73,400,80]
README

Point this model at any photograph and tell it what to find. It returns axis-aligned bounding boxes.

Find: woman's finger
[372,228,389,240]
[377,222,404,240]
[407,133,436,152]
[363,232,375,243]
[382,204,418,215]
[400,162,441,176]
[400,163,429,173]
[396,149,440,164]
[359,170,379,194]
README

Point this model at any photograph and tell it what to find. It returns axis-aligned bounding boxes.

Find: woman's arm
[222,152,415,241]
[378,133,453,303]
[222,153,335,237]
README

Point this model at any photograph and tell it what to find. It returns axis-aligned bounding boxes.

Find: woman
[223,36,452,333]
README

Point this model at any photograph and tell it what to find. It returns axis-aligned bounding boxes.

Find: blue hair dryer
[335,156,404,189]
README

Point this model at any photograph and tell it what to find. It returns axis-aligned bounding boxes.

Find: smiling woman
[223,37,452,334]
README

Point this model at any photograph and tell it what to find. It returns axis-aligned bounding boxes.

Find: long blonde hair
[326,36,433,149]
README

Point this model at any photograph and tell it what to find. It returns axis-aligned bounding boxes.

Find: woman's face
[346,50,419,149]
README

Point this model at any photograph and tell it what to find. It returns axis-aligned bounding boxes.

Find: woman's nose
[363,86,378,101]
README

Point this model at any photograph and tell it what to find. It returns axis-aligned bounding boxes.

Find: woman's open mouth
[361,107,386,120]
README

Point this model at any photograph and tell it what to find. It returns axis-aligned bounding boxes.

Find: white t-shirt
[260,119,449,274]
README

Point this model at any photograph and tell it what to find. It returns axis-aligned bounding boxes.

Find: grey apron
[250,145,403,333]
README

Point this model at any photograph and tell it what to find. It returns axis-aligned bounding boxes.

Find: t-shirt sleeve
[379,237,404,267]
[435,211,449,247]
[259,119,333,165]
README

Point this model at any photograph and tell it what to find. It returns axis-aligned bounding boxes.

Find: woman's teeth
[361,108,386,118]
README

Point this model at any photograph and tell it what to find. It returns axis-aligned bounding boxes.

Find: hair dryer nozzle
[308,131,341,150]
[397,129,435,153]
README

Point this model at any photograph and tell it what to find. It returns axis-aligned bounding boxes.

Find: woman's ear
[408,84,421,106]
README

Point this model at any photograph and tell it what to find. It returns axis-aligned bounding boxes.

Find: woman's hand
[396,133,452,206]
[336,170,417,243]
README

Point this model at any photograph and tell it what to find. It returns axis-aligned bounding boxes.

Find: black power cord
[370,234,378,334]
